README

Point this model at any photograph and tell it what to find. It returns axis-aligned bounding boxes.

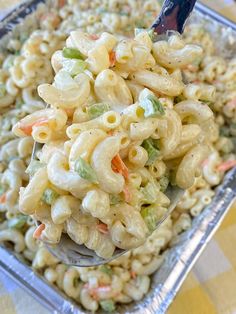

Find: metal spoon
[32,0,196,266]
[151,0,196,34]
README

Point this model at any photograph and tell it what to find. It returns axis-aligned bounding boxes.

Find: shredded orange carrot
[226,97,236,108]
[202,158,209,167]
[123,185,131,203]
[64,108,74,117]
[52,15,61,28]
[40,13,60,28]
[130,271,136,279]
[0,193,6,204]
[58,0,66,8]
[19,118,49,136]
[109,51,116,67]
[40,13,49,21]
[217,160,236,172]
[93,285,111,298]
[153,90,164,98]
[41,12,58,21]
[85,283,111,300]
[112,154,129,180]
[90,290,99,301]
[97,223,109,234]
[185,64,198,72]
[107,130,114,136]
[19,124,33,136]
[89,34,99,40]
[96,285,111,292]
[84,285,98,301]
[33,224,45,239]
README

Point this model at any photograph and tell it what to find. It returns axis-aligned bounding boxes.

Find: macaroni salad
[13,14,214,259]
[0,0,235,312]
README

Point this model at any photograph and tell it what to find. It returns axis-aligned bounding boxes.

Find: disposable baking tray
[0,1,236,313]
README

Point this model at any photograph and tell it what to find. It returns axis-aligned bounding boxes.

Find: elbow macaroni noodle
[0,0,235,312]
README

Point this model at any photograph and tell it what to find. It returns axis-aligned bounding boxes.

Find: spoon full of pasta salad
[12,0,215,266]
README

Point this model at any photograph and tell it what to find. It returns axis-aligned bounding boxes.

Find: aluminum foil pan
[0,2,236,313]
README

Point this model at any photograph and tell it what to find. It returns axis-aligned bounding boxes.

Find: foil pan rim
[195,2,236,31]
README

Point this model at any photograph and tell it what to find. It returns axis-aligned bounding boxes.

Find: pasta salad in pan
[0,0,235,312]
[13,23,214,259]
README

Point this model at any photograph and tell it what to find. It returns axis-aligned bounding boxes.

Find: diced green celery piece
[136,20,146,28]
[220,126,230,137]
[75,157,98,183]
[192,56,202,67]
[73,277,80,287]
[87,103,111,119]
[120,11,129,16]
[96,8,108,14]
[169,170,177,186]
[42,188,59,205]
[125,25,133,32]
[231,138,236,151]
[15,98,24,109]
[140,95,165,118]
[0,184,5,196]
[62,59,87,76]
[141,182,158,204]
[0,84,6,98]
[230,123,236,137]
[2,115,12,131]
[159,176,169,192]
[25,160,45,177]
[100,300,116,312]
[175,95,184,103]
[151,138,161,149]
[134,28,155,41]
[141,206,158,232]
[20,32,28,43]
[109,194,122,205]
[8,215,28,229]
[142,139,160,166]
[201,100,212,105]
[3,55,15,69]
[134,28,143,36]
[62,47,84,60]
[100,265,113,276]
[54,70,77,90]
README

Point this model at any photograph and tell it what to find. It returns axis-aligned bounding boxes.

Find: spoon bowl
[46,185,184,266]
[32,140,184,266]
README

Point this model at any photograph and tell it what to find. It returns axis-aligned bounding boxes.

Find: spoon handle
[151,0,197,34]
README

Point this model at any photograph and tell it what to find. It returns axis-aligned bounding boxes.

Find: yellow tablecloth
[168,203,236,314]
[0,1,236,314]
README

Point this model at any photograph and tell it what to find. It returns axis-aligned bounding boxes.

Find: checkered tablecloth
[0,1,236,314]
[168,203,236,314]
